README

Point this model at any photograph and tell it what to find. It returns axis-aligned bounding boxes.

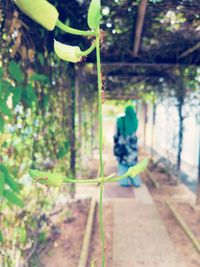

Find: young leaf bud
[14,0,59,31]
[29,169,64,187]
[127,159,148,179]
[54,40,82,63]
[87,0,101,30]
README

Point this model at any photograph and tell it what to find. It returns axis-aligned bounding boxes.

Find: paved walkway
[104,183,186,267]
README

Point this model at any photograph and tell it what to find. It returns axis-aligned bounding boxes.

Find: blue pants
[118,163,141,187]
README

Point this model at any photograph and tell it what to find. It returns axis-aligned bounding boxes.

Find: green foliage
[17,227,27,244]
[0,99,12,118]
[3,190,24,208]
[30,73,49,83]
[8,61,24,83]
[0,116,4,132]
[29,169,64,187]
[58,141,69,159]
[0,164,23,211]
[23,84,38,107]
[0,172,5,196]
[0,230,3,244]
[12,86,22,107]
[0,164,21,193]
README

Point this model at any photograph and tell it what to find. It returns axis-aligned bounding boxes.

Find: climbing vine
[12,0,148,266]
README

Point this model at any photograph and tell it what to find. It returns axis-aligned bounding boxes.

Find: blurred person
[113,105,141,187]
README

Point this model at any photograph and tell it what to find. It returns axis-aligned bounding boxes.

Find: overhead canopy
[1,0,199,65]
[100,0,200,65]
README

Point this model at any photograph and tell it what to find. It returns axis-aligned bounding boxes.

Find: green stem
[63,177,99,184]
[63,172,129,185]
[79,42,96,57]
[96,35,104,178]
[56,20,95,36]
[99,182,105,267]
[96,30,105,267]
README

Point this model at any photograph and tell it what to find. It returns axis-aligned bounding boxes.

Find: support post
[69,66,76,198]
[176,67,185,183]
[196,126,200,205]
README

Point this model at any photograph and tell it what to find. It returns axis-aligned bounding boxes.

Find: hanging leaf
[0,164,21,193]
[8,61,24,83]
[30,73,49,84]
[14,0,59,31]
[54,40,82,63]
[87,0,101,30]
[3,190,24,208]
[0,171,5,196]
[5,175,21,194]
[12,86,22,107]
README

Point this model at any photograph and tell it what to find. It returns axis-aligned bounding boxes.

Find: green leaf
[87,0,101,30]
[0,116,4,133]
[0,67,3,79]
[3,190,24,208]
[0,230,3,244]
[38,53,45,66]
[5,175,21,194]
[38,231,46,242]
[127,158,148,179]
[29,169,64,187]
[0,99,12,118]
[0,164,21,193]
[0,171,5,196]
[8,61,24,83]
[17,227,27,244]
[12,86,22,107]
[30,73,49,83]
[58,142,69,159]
[23,84,37,107]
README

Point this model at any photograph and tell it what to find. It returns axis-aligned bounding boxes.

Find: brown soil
[142,164,200,267]
[88,202,113,267]
[40,199,90,267]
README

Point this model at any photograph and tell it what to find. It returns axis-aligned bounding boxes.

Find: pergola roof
[99,0,200,65]
[1,0,200,66]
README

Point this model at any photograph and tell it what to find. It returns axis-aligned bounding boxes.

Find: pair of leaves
[87,0,101,30]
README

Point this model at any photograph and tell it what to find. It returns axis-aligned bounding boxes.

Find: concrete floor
[104,183,187,267]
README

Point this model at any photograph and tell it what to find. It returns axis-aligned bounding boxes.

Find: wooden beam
[101,62,182,67]
[179,42,200,59]
[107,93,139,100]
[167,201,200,254]
[133,0,148,56]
